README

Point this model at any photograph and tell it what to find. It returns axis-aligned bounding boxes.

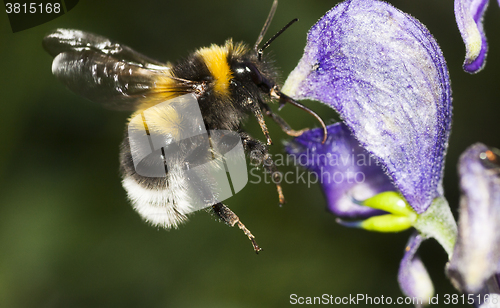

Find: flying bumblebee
[43,0,326,252]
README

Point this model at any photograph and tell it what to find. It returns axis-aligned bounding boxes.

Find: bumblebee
[43,0,326,252]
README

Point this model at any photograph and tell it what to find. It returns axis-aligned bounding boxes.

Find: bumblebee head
[197,0,327,143]
[228,0,327,143]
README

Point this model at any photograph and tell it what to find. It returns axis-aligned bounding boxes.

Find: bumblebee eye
[480,148,500,169]
[246,63,263,85]
[234,61,263,84]
[233,61,274,93]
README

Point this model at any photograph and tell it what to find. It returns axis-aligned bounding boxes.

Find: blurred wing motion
[43,29,198,110]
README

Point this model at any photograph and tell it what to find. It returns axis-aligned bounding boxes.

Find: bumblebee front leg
[212,203,262,253]
[240,132,285,205]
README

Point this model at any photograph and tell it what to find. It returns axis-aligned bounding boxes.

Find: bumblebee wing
[44,29,196,111]
[43,28,167,69]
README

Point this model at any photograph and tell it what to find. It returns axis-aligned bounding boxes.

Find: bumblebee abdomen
[119,137,190,228]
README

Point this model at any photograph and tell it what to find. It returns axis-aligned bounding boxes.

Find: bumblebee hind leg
[212,203,262,253]
[240,132,285,205]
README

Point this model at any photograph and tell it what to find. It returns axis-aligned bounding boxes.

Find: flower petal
[286,123,395,218]
[282,0,452,214]
[472,276,500,308]
[447,143,500,293]
[398,232,434,304]
[454,0,489,73]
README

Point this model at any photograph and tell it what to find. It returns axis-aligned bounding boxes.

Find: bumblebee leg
[212,203,262,253]
[247,98,273,145]
[240,132,285,205]
[261,103,307,137]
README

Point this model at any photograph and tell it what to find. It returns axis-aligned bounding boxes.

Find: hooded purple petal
[454,0,489,73]
[398,233,434,305]
[447,143,500,293]
[470,276,500,308]
[286,122,395,218]
[283,0,452,214]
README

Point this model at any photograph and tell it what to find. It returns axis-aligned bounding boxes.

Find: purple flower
[284,0,457,300]
[286,122,394,219]
[398,233,434,307]
[447,144,500,295]
[283,0,452,215]
[454,0,498,73]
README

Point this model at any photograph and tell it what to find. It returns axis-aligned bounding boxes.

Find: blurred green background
[1,0,499,307]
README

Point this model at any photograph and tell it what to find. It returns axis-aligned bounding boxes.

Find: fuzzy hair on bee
[43,0,327,253]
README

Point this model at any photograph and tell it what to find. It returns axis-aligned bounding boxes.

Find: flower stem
[414,196,457,257]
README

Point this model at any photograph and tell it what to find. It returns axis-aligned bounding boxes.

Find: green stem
[413,196,457,258]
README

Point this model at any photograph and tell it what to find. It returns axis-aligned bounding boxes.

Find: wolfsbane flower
[398,233,434,307]
[286,122,394,219]
[447,144,500,294]
[284,0,457,302]
[454,0,499,73]
[283,0,452,215]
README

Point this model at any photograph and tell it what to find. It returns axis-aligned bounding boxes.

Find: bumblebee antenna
[257,18,298,61]
[254,0,278,52]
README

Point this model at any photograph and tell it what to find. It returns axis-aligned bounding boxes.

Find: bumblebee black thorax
[171,40,278,132]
